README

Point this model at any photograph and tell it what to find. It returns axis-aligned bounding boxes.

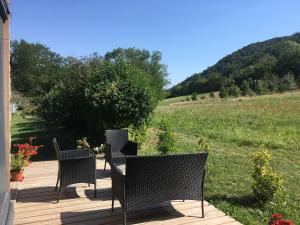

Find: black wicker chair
[111,153,208,225]
[53,137,96,202]
[104,130,138,171]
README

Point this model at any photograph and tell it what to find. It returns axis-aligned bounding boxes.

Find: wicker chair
[111,153,208,225]
[104,130,138,171]
[53,137,96,202]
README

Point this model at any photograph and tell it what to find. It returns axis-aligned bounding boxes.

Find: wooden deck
[13,160,242,225]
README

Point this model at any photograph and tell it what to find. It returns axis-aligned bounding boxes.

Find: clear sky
[10,0,300,86]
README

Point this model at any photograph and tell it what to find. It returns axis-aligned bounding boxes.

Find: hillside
[170,33,300,97]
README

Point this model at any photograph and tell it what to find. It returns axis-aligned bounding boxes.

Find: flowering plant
[13,137,44,161]
[268,214,294,225]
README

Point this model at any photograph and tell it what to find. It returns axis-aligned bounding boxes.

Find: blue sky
[11,0,300,86]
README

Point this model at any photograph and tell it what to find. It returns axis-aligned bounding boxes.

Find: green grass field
[11,91,300,225]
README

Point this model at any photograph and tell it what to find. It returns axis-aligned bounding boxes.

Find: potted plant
[13,137,44,166]
[10,152,25,182]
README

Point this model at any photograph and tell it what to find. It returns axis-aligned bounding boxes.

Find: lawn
[11,91,300,225]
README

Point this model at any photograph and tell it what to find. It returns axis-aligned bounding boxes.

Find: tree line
[11,40,169,140]
[169,32,300,98]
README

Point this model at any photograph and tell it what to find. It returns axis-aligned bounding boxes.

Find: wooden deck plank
[13,160,242,225]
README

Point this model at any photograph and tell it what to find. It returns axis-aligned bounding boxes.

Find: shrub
[255,80,268,95]
[197,135,209,152]
[185,96,191,101]
[191,92,198,101]
[219,86,229,98]
[228,85,240,97]
[157,119,175,155]
[252,147,284,203]
[209,91,215,98]
[200,95,206,99]
[128,123,149,147]
[278,72,297,92]
[240,80,251,96]
[40,61,155,139]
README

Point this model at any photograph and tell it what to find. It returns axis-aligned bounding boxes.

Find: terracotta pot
[10,170,24,182]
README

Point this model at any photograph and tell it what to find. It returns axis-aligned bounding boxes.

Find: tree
[278,72,297,92]
[191,92,198,101]
[105,48,168,101]
[219,86,228,98]
[240,80,251,96]
[40,61,155,138]
[228,85,240,97]
[254,80,268,95]
[11,40,63,97]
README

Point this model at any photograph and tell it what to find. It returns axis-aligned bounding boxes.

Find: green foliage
[197,135,209,152]
[40,60,155,138]
[11,40,63,97]
[169,33,300,97]
[278,72,297,92]
[157,119,175,155]
[76,137,90,149]
[209,91,215,98]
[185,96,191,101]
[104,47,169,101]
[240,80,252,96]
[11,153,24,172]
[200,95,206,99]
[128,123,149,146]
[228,85,241,97]
[191,92,198,101]
[219,86,228,98]
[252,147,284,203]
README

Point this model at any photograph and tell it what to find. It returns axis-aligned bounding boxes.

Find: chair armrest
[111,163,125,206]
[60,154,95,162]
[60,149,91,160]
[122,141,138,156]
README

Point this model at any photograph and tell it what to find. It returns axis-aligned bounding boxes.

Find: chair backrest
[52,137,61,161]
[105,130,128,152]
[125,153,208,205]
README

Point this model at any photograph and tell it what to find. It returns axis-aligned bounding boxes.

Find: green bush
[240,80,252,96]
[200,95,206,100]
[185,96,191,101]
[219,86,229,98]
[157,119,175,155]
[40,61,155,139]
[11,153,24,172]
[252,147,284,203]
[228,85,241,97]
[128,123,149,147]
[191,92,198,101]
[209,91,215,98]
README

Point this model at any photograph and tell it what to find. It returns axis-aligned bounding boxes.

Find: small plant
[252,147,284,203]
[11,152,25,172]
[191,92,198,101]
[219,86,229,98]
[157,119,175,155]
[76,137,90,149]
[128,123,149,146]
[185,96,191,101]
[209,91,215,98]
[200,95,206,100]
[197,135,209,152]
[268,214,294,225]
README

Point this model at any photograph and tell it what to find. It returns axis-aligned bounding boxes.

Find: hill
[169,33,300,97]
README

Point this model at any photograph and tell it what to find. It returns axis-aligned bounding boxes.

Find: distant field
[140,91,300,225]
[11,91,300,225]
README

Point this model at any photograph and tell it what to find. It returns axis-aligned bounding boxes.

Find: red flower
[272,214,283,220]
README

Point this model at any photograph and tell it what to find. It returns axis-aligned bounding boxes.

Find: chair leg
[57,185,62,203]
[123,206,127,225]
[201,198,204,218]
[55,176,59,191]
[88,183,90,187]
[111,192,114,212]
[94,183,97,198]
[104,160,107,171]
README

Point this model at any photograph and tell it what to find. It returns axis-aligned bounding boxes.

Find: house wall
[0,0,12,224]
